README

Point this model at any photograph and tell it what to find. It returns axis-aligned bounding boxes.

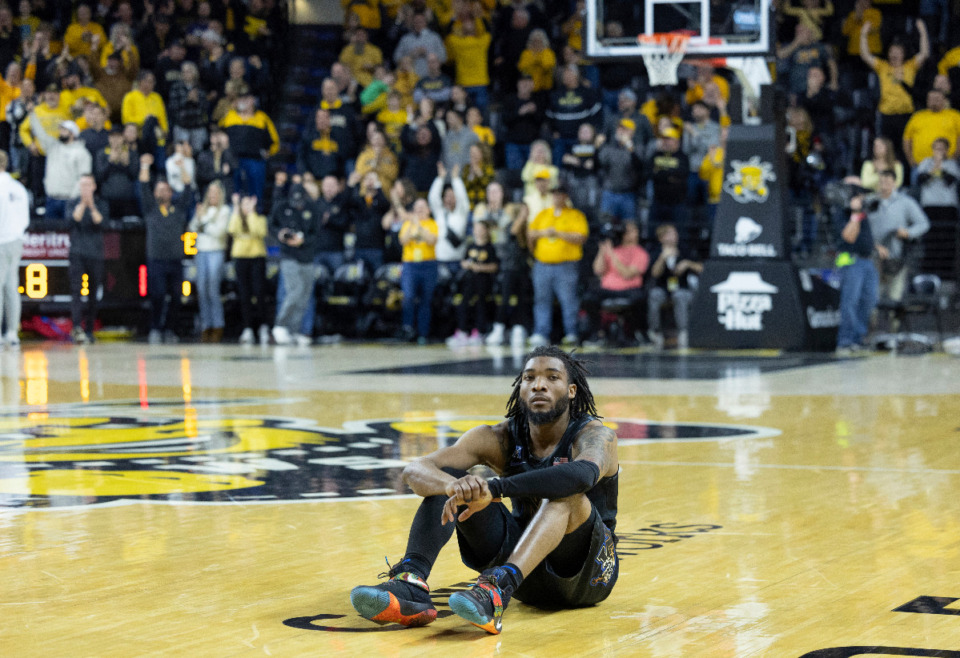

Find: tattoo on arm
[573,424,617,475]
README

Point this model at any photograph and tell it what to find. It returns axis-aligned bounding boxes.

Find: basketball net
[636,33,690,86]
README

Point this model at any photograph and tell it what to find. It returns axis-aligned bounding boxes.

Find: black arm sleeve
[488,460,601,501]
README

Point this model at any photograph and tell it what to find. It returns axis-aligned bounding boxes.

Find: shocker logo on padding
[0,401,779,509]
[724,156,777,204]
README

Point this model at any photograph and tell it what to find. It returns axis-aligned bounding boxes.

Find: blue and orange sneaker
[350,559,437,627]
[448,568,512,634]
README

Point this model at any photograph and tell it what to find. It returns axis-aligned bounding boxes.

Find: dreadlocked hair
[505,345,600,421]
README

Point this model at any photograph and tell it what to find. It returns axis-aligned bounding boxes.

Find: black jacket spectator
[196,146,239,197]
[269,184,319,264]
[167,75,210,132]
[67,197,109,260]
[80,127,110,160]
[649,147,690,203]
[400,122,442,194]
[137,16,183,72]
[297,112,350,179]
[0,13,18,73]
[315,192,350,253]
[95,144,140,218]
[93,129,140,218]
[155,43,188,97]
[347,182,389,251]
[501,83,546,146]
[546,77,602,140]
[141,181,194,261]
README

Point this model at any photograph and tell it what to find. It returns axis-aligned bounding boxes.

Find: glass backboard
[585,0,773,59]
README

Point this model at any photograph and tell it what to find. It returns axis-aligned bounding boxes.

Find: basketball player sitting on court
[350,346,619,634]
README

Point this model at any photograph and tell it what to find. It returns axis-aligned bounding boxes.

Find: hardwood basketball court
[2,341,960,656]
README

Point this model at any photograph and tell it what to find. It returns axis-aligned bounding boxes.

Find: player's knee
[542,494,592,520]
[541,494,592,531]
[545,493,587,507]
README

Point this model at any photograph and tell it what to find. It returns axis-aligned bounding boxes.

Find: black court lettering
[283,612,456,633]
[893,596,960,616]
[283,613,412,632]
[799,648,960,657]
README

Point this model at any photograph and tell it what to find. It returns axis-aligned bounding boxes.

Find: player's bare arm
[571,420,619,479]
[402,422,509,498]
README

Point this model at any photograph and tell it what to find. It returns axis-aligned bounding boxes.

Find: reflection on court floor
[1,343,959,656]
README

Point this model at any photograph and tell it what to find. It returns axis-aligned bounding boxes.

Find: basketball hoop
[636,33,690,86]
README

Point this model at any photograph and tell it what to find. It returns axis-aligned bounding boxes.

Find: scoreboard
[17,223,198,314]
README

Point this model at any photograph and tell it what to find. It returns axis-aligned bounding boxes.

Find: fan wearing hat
[646,124,690,239]
[522,166,555,221]
[27,108,92,219]
[526,181,589,347]
[601,87,653,152]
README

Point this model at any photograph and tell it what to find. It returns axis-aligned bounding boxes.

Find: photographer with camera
[835,189,879,355]
[269,179,319,346]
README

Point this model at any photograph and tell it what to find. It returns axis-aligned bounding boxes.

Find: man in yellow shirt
[20,84,67,156]
[902,88,960,171]
[63,4,107,59]
[841,0,881,57]
[121,70,168,165]
[526,182,588,347]
[0,61,23,126]
[59,69,109,117]
[444,18,491,113]
[339,28,382,88]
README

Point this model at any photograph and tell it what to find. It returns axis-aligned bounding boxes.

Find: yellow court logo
[0,404,778,509]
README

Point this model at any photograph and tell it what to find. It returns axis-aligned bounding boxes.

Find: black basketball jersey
[503,414,619,536]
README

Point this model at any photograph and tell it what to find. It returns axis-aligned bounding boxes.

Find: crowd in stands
[0,0,957,351]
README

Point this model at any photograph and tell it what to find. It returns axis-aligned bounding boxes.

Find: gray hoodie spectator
[28,113,92,201]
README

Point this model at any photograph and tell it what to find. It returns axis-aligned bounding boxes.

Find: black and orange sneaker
[448,568,512,634]
[350,560,437,627]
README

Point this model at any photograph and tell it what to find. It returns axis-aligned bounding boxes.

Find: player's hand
[441,493,499,525]
[441,474,500,525]
[444,474,489,504]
